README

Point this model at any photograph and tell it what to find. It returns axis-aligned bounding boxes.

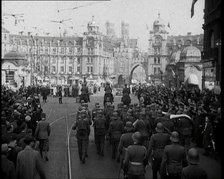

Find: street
[41,92,221,179]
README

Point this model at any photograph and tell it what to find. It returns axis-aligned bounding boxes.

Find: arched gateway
[129,62,148,84]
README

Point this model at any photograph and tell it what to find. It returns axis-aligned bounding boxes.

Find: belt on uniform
[130,162,143,165]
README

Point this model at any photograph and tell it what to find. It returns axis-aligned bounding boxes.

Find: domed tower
[147,13,169,84]
[176,45,203,89]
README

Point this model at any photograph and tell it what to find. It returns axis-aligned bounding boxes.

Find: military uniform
[72,112,90,163]
[93,110,106,156]
[148,124,170,179]
[108,112,124,159]
[124,143,147,179]
[160,132,187,179]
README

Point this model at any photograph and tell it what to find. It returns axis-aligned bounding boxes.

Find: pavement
[40,91,221,179]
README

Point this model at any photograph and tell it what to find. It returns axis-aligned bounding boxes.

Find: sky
[2,0,204,51]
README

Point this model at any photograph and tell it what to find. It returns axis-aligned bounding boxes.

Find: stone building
[202,0,221,90]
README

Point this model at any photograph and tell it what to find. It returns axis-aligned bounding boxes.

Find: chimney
[187,32,191,36]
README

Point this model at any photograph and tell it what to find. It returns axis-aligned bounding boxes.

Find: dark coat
[118,132,134,158]
[1,155,16,179]
[161,143,187,176]
[16,146,46,179]
[148,132,170,159]
[182,164,207,179]
[35,120,51,140]
[124,144,147,175]
[108,119,124,140]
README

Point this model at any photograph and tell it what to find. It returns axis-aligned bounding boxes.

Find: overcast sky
[2,0,204,51]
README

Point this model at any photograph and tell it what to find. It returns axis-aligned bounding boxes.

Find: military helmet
[187,148,200,164]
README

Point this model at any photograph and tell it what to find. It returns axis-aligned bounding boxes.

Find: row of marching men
[72,101,208,179]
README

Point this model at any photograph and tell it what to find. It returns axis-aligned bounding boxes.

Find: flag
[191,0,198,18]
[167,23,170,28]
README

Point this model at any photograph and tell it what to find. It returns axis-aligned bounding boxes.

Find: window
[77,58,81,64]
[158,67,161,74]
[61,47,65,54]
[154,58,157,64]
[52,58,56,64]
[53,48,57,54]
[69,66,72,72]
[69,57,73,64]
[91,58,93,64]
[158,57,160,64]
[61,57,64,64]
[210,32,215,49]
[77,66,80,72]
[60,66,64,72]
[52,66,56,72]
[154,68,156,74]
[69,47,73,53]
[90,66,93,73]
[45,47,48,54]
[87,66,90,73]
[87,57,90,63]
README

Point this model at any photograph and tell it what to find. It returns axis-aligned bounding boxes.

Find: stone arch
[129,63,147,84]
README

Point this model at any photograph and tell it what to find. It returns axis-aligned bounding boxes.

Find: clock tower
[148,13,169,84]
[82,16,103,78]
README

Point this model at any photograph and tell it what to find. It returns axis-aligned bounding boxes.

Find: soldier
[133,111,150,149]
[123,131,148,179]
[58,89,62,104]
[118,121,134,174]
[160,131,187,179]
[93,109,106,156]
[72,110,90,164]
[147,123,170,179]
[108,112,124,159]
[181,148,207,179]
[82,105,92,158]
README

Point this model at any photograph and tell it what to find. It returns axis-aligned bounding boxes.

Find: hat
[155,122,164,133]
[187,148,200,164]
[170,131,179,142]
[25,115,31,122]
[1,143,11,154]
[132,132,142,143]
[124,121,134,132]
[41,113,46,119]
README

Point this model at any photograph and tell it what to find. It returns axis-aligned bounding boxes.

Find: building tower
[105,21,116,38]
[148,13,169,84]
[121,21,129,47]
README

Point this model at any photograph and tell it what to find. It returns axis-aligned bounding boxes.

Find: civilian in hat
[182,148,207,179]
[7,133,23,168]
[147,123,170,179]
[160,131,187,179]
[1,143,16,179]
[123,131,148,179]
[35,113,51,161]
[16,136,46,179]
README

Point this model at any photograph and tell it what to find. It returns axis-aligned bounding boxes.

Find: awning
[186,74,199,85]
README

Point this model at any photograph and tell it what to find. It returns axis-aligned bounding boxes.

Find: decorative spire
[158,13,160,18]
